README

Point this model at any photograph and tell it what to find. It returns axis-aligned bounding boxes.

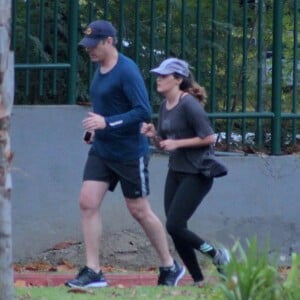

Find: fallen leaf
[24,261,57,272]
[102,265,127,273]
[51,241,81,251]
[14,264,24,272]
[56,259,76,272]
[57,264,76,272]
[67,288,95,294]
[169,290,193,296]
[14,280,27,287]
[140,266,156,272]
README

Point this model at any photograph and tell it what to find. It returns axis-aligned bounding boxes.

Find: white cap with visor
[150,58,190,77]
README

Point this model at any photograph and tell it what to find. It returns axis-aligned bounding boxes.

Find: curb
[14,273,193,287]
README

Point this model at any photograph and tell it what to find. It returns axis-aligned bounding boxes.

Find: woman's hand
[141,122,165,149]
[160,139,178,151]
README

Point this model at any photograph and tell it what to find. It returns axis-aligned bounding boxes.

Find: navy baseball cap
[79,20,117,48]
[150,58,190,77]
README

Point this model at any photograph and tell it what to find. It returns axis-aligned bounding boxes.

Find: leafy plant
[218,238,285,300]
[281,253,300,300]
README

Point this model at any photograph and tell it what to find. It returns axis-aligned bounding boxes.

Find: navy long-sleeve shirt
[89,53,151,161]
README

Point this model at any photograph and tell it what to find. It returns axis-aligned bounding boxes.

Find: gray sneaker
[213,248,230,275]
[157,260,186,286]
[65,266,108,288]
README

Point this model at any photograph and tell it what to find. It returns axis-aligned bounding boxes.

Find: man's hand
[83,131,94,144]
[82,112,106,131]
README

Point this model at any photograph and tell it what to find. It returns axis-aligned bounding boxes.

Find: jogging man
[65,20,185,288]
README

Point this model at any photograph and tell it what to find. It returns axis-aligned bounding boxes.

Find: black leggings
[164,169,213,282]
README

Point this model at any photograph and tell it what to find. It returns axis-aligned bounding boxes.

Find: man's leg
[125,197,185,286]
[125,196,173,267]
[80,180,109,271]
[65,180,109,288]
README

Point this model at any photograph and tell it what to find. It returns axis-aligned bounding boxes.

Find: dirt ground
[15,229,183,272]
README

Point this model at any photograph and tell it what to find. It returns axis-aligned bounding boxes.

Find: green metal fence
[12,0,300,155]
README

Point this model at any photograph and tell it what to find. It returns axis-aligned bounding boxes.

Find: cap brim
[78,37,101,48]
[150,67,170,75]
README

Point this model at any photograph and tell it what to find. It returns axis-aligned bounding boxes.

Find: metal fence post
[67,0,78,104]
[271,1,283,155]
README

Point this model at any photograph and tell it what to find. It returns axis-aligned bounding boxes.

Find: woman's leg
[164,170,215,281]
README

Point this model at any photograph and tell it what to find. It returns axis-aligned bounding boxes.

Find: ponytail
[174,73,207,105]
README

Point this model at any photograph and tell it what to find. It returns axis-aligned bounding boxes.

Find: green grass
[16,285,224,300]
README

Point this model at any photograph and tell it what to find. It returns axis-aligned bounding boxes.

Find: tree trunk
[0,1,14,299]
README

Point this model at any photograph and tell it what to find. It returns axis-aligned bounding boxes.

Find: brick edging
[14,273,193,287]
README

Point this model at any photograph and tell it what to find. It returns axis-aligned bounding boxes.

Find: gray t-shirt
[157,94,215,173]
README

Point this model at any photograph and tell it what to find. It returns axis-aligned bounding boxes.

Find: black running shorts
[83,154,150,199]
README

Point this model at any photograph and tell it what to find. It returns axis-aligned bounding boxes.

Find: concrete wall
[11,106,300,262]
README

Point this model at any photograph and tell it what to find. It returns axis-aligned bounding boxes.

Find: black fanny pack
[200,157,228,178]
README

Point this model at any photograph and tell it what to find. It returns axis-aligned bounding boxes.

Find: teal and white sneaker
[213,248,231,275]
